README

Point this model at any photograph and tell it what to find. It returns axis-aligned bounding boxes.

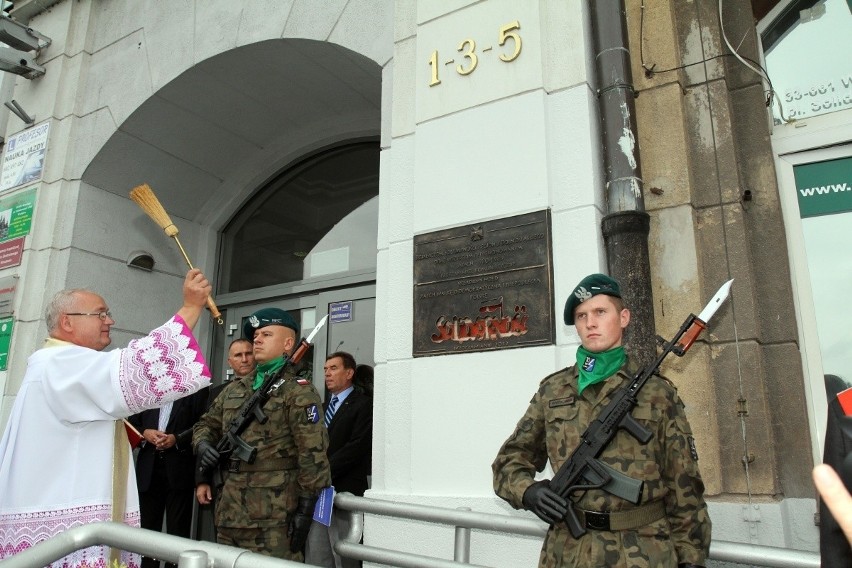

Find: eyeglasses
[65,311,113,321]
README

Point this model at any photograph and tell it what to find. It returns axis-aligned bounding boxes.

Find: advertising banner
[0,121,49,193]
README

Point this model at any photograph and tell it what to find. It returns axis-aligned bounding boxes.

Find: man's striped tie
[324,395,339,427]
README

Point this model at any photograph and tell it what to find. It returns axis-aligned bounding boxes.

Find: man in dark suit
[129,386,209,568]
[305,351,373,568]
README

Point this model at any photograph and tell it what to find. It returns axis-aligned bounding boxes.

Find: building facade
[0,0,849,565]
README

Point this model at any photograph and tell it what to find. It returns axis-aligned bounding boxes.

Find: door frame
[215,270,376,396]
[772,110,852,463]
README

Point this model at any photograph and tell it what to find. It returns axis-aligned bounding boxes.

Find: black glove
[196,440,220,471]
[288,496,316,553]
[522,480,568,525]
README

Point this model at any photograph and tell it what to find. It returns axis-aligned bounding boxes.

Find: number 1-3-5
[428,20,522,87]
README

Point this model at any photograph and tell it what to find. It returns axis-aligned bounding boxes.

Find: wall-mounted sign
[330,301,353,323]
[0,187,37,241]
[0,238,24,270]
[794,156,852,218]
[0,276,17,316]
[0,316,13,371]
[0,121,49,193]
[413,209,555,357]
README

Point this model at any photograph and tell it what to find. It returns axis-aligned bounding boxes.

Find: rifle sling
[573,499,665,531]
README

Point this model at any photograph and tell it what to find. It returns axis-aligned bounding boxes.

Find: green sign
[0,186,37,242]
[0,317,12,371]
[794,156,852,218]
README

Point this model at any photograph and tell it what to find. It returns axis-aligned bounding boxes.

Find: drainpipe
[588,0,655,364]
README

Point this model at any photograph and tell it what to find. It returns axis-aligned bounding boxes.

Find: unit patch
[549,396,576,408]
[305,404,320,424]
[296,378,310,385]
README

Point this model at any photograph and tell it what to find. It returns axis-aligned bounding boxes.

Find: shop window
[793,155,852,384]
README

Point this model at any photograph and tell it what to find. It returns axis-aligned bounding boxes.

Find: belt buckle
[584,510,611,531]
[227,460,240,473]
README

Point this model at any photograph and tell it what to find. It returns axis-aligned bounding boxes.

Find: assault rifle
[549,280,733,538]
[199,315,328,484]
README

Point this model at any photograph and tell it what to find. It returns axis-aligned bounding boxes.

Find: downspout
[588,1,655,364]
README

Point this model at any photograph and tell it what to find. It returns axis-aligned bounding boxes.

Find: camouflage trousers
[538,519,679,567]
[217,526,302,562]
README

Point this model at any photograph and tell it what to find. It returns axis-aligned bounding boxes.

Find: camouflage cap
[243,307,300,340]
[563,273,622,325]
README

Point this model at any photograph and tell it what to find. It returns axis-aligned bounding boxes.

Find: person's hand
[158,433,176,450]
[288,497,316,553]
[197,440,220,471]
[143,429,167,447]
[814,463,852,544]
[183,268,212,309]
[196,483,213,505]
[178,269,212,329]
[522,480,568,525]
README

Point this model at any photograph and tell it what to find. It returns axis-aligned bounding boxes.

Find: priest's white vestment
[0,315,211,568]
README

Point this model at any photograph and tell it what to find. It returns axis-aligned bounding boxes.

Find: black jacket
[129,387,209,492]
[326,389,373,496]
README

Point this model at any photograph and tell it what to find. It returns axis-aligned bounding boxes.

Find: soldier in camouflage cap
[193,307,330,561]
[492,273,711,567]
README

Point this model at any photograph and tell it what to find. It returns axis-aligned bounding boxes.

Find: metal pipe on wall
[588,0,656,364]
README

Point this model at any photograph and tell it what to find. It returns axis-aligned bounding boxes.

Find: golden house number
[428,20,522,87]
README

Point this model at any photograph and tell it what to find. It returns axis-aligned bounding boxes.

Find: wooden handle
[206,296,222,323]
[674,319,706,355]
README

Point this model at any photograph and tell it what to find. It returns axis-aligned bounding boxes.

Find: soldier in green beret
[193,307,331,561]
[492,273,711,567]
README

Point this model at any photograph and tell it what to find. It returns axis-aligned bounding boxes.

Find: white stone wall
[369,1,610,564]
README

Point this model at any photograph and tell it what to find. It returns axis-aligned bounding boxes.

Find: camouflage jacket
[492,360,711,567]
[193,368,331,528]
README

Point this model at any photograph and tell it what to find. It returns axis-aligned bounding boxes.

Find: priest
[0,268,214,568]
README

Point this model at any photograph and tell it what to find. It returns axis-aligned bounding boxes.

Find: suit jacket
[129,387,209,493]
[326,389,372,496]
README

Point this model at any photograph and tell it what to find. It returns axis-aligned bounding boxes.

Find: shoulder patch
[296,378,310,385]
[305,404,320,424]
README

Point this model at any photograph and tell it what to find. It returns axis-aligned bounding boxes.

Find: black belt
[573,500,666,531]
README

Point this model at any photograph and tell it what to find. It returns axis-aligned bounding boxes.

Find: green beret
[563,273,622,325]
[244,307,300,340]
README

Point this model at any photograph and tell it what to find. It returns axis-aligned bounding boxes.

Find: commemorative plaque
[413,209,555,357]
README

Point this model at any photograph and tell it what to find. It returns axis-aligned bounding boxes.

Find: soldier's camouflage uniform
[492,359,711,567]
[193,367,331,560]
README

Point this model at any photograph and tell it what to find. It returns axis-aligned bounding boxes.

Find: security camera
[0,45,44,79]
[0,13,50,52]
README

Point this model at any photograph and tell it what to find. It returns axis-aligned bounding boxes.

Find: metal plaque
[413,209,555,356]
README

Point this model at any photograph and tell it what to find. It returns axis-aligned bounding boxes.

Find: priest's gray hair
[45,289,90,332]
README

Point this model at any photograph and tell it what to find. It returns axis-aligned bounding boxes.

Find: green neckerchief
[253,356,286,391]
[576,345,625,395]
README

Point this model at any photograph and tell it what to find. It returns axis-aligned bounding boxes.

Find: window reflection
[762,0,852,124]
[219,142,379,293]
